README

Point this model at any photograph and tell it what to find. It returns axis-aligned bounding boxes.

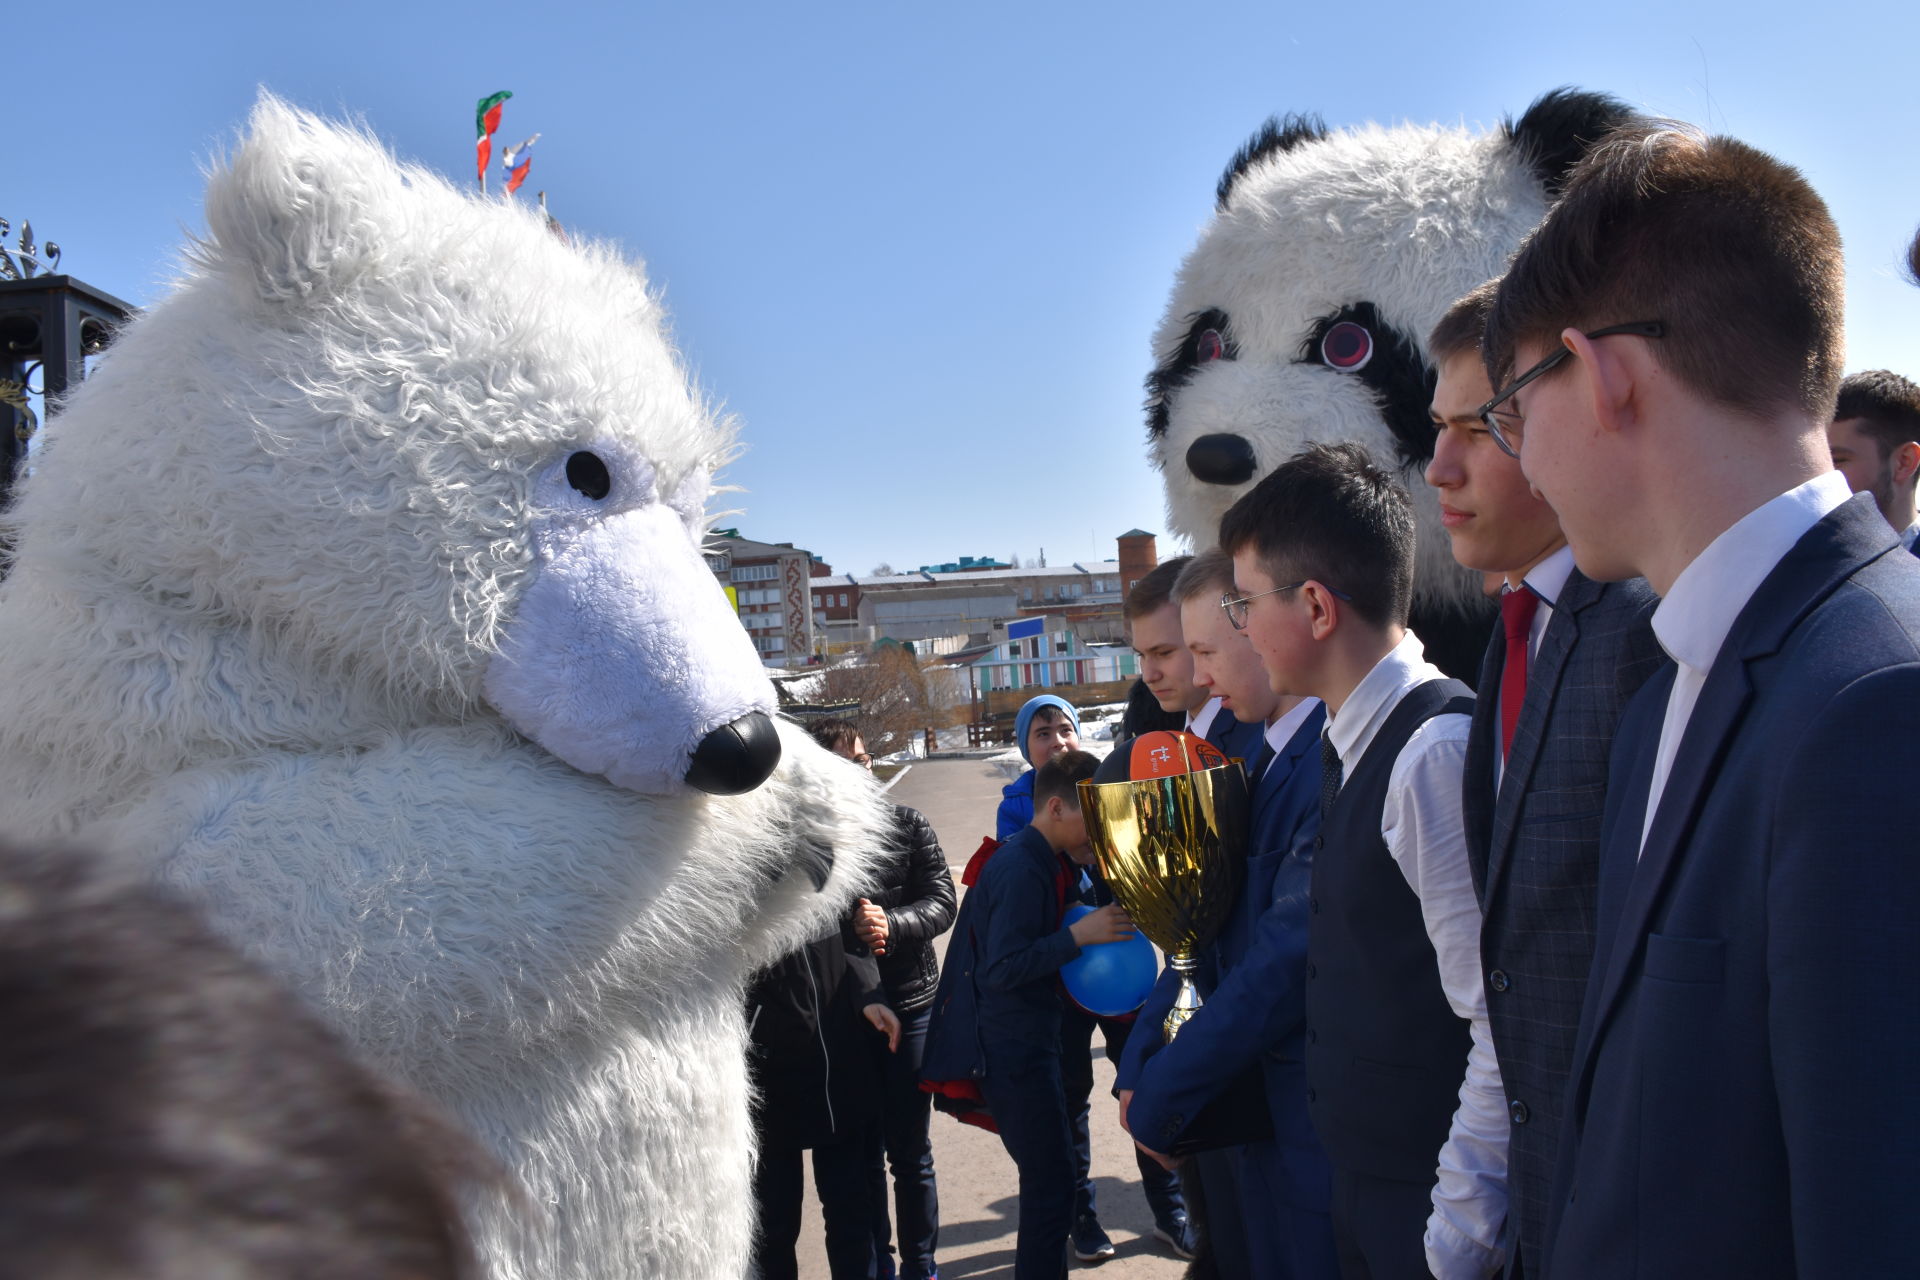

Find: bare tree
[818,642,957,754]
[868,562,896,577]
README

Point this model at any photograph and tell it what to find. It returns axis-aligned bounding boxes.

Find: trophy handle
[1163,949,1203,1041]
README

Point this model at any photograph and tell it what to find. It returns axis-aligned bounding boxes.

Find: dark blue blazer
[1202,704,1267,769]
[1461,569,1662,1278]
[921,825,1076,1090]
[1546,495,1920,1278]
[1119,704,1328,1205]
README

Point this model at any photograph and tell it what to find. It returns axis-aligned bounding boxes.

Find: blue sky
[18,1,1918,578]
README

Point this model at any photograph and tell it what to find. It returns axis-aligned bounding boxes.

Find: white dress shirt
[1186,695,1224,739]
[1325,632,1508,1280]
[1493,543,1577,792]
[1639,472,1852,852]
[1262,695,1322,760]
[1901,519,1918,552]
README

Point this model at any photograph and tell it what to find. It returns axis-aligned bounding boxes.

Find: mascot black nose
[685,712,781,795]
[1186,433,1258,485]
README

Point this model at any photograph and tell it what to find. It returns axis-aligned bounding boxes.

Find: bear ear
[1504,87,1640,198]
[1216,113,1328,211]
[203,92,410,304]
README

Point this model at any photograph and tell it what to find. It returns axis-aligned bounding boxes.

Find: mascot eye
[565,451,613,501]
[1195,329,1227,364]
[1319,321,1374,372]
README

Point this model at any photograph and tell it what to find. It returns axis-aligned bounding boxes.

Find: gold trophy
[1078,730,1251,1042]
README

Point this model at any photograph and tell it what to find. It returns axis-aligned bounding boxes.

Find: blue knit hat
[1014,694,1080,763]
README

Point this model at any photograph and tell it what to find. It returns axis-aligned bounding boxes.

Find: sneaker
[876,1254,897,1280]
[1071,1214,1116,1264]
[1152,1210,1198,1261]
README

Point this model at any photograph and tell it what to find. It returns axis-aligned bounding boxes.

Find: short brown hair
[1484,123,1844,424]
[1124,555,1192,619]
[1427,279,1502,364]
[1169,549,1234,607]
[1833,370,1920,456]
[805,717,861,754]
[1217,442,1414,629]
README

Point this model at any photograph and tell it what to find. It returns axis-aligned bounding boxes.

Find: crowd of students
[759,119,1920,1280]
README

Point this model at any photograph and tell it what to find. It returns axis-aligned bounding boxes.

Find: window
[812,593,821,608]
[838,593,848,608]
[732,564,778,583]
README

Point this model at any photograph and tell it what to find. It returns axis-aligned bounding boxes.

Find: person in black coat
[808,717,957,1280]
[747,924,900,1280]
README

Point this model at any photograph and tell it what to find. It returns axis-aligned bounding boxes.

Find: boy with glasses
[1221,444,1508,1280]
[1483,122,1920,1277]
[1425,282,1663,1280]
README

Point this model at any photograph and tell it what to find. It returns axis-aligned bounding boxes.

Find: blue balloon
[1060,903,1158,1017]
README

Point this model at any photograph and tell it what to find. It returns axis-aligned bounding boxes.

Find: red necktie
[1500,586,1540,760]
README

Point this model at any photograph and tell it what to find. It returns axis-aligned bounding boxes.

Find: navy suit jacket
[1461,569,1662,1277]
[1119,704,1328,1204]
[1546,495,1920,1278]
[1203,705,1267,770]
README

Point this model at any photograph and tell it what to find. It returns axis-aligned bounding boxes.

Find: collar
[1325,631,1444,774]
[1522,543,1578,609]
[1187,696,1223,739]
[1264,696,1323,754]
[1902,520,1919,551]
[1652,471,1852,674]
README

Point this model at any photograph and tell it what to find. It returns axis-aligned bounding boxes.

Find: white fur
[0,96,887,1279]
[1151,119,1552,610]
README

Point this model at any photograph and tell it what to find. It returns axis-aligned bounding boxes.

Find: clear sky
[17,1,1918,578]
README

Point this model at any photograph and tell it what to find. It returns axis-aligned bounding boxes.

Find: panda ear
[1504,87,1640,198]
[203,92,409,305]
[1216,113,1328,211]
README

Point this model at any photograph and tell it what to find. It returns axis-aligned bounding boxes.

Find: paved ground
[796,757,1190,1280]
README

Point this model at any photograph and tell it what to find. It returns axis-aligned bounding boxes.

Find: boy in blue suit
[1125,555,1266,765]
[1116,548,1335,1280]
[1483,123,1920,1278]
[925,750,1133,1280]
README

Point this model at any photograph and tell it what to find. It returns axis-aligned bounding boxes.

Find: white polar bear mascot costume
[1146,88,1636,680]
[0,97,889,1280]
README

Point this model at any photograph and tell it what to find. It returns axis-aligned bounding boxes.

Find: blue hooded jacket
[995,695,1080,840]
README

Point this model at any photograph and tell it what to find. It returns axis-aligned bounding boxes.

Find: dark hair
[1124,555,1193,619]
[1833,370,1920,456]
[0,841,493,1279]
[1484,123,1845,424]
[805,716,861,754]
[1169,548,1235,605]
[1909,224,1920,287]
[1217,442,1415,629]
[1427,279,1502,364]
[1034,749,1101,809]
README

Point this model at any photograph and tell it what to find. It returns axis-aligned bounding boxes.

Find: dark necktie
[1319,731,1343,824]
[1248,738,1276,784]
[1500,585,1541,760]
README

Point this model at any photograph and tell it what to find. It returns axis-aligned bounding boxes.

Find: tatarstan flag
[502,134,540,194]
[475,91,512,183]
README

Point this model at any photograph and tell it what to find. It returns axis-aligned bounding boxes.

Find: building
[704,529,832,666]
[919,555,1012,574]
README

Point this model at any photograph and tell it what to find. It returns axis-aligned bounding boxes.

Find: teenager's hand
[1117,1088,1133,1134]
[852,898,890,956]
[1134,1137,1183,1173]
[863,1003,901,1053]
[1068,904,1134,947]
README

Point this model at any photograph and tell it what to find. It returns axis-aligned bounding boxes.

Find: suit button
[1489,969,1510,993]
[1314,835,1324,850]
[1307,1028,1317,1044]
[1510,1099,1530,1125]
[1310,897,1320,914]
[1307,1087,1317,1103]
[1306,963,1317,979]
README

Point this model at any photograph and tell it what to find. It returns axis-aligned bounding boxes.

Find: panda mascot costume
[1146,88,1637,681]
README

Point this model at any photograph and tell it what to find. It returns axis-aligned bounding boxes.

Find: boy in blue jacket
[923,750,1132,1280]
[993,696,1081,839]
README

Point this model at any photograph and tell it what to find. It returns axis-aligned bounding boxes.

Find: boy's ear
[1306,581,1342,642]
[1564,327,1641,438]
[203,92,414,306]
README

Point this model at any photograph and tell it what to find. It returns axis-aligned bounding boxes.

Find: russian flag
[502,133,540,195]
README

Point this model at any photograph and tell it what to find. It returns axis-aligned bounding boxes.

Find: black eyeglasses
[1476,321,1665,459]
[1220,581,1351,630]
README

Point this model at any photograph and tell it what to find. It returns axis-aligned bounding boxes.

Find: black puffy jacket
[857,804,956,1012]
